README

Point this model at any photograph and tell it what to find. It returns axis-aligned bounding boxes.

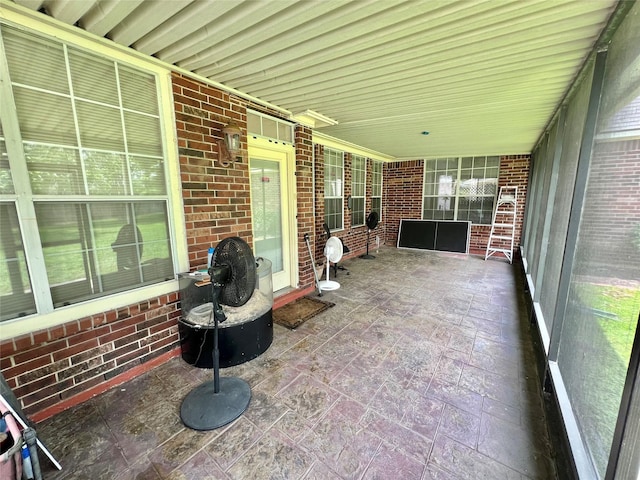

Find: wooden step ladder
[485,186,517,263]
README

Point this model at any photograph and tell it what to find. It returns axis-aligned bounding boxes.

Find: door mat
[273,296,335,329]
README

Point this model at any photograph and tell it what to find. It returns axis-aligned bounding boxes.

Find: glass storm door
[249,145,293,292]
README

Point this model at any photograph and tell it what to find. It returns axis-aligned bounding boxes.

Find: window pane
[69,49,118,105]
[278,122,292,142]
[423,193,454,220]
[25,144,84,195]
[352,156,366,199]
[325,198,342,230]
[351,197,365,227]
[324,150,343,198]
[372,161,382,197]
[75,100,125,151]
[124,111,163,156]
[131,156,166,195]
[262,117,277,139]
[250,159,284,272]
[247,112,261,135]
[119,66,159,116]
[35,202,173,307]
[0,138,14,194]
[459,198,493,225]
[0,203,36,321]
[3,27,69,94]
[458,156,497,225]
[372,198,381,217]
[84,151,128,196]
[14,87,77,145]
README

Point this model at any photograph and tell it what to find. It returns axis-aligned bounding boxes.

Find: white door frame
[248,137,297,292]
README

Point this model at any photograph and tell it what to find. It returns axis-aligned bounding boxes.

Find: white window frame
[0,14,186,340]
[371,160,383,221]
[351,154,366,227]
[323,148,344,231]
[422,156,499,225]
[247,109,294,145]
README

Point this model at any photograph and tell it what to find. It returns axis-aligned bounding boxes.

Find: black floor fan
[180,237,255,430]
[360,211,379,260]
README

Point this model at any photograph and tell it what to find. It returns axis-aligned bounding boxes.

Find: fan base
[180,377,251,431]
[359,254,376,259]
[318,280,340,291]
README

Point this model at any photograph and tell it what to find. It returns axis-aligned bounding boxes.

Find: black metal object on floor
[180,238,255,431]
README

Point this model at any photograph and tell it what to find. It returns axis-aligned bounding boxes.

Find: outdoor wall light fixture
[217,121,243,167]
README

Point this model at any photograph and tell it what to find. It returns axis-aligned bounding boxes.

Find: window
[324,148,344,230]
[423,156,499,225]
[371,160,383,220]
[0,25,175,322]
[247,110,293,144]
[351,155,366,227]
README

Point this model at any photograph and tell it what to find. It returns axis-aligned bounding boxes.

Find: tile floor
[37,247,557,479]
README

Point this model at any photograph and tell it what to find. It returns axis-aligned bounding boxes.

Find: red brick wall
[174,73,253,267]
[383,160,425,246]
[0,294,179,417]
[383,156,530,256]
[295,125,316,289]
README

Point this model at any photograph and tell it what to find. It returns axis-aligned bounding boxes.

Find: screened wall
[521,2,640,478]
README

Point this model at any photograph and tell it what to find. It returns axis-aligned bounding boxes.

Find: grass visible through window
[582,283,640,364]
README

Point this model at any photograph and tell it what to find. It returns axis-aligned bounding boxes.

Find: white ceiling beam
[179,0,352,72]
[215,0,505,85]
[133,0,236,55]
[235,3,606,93]
[157,1,296,65]
[244,29,594,101]
[325,89,567,128]
[266,49,586,113]
[12,0,43,10]
[200,0,415,80]
[45,0,97,24]
[80,0,144,38]
[108,0,194,47]
[226,4,608,93]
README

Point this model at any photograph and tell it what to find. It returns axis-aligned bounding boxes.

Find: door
[249,141,296,292]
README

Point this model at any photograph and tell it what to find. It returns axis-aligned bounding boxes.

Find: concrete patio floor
[36,246,557,479]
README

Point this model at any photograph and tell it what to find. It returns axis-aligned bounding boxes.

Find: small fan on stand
[317,236,343,291]
[180,237,255,431]
[360,211,379,260]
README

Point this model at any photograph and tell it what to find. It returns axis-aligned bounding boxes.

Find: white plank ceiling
[7,0,619,159]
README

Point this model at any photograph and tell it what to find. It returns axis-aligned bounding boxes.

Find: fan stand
[317,259,340,291]
[359,228,375,259]
[180,266,251,430]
